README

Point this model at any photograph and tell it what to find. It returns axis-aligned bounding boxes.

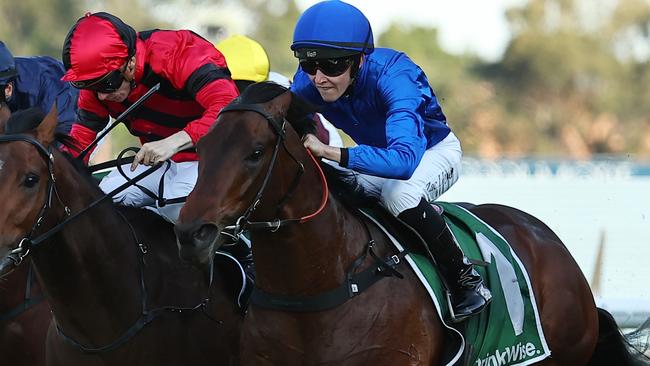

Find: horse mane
[319,163,377,208]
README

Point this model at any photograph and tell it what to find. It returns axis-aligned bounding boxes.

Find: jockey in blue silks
[290,0,491,321]
[0,41,78,134]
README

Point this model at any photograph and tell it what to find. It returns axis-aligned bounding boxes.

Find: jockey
[290,0,491,321]
[216,34,344,148]
[61,12,239,223]
[0,41,79,134]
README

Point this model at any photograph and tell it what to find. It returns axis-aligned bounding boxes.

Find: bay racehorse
[0,102,50,366]
[0,107,242,366]
[175,82,648,365]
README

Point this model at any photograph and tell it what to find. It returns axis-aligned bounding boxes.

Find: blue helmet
[0,41,16,85]
[291,0,374,59]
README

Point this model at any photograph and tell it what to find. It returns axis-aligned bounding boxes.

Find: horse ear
[36,103,58,146]
[263,90,292,122]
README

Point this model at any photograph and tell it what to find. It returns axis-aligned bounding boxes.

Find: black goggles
[70,68,125,93]
[299,56,355,77]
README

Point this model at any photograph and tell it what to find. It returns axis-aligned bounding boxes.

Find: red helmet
[61,12,136,82]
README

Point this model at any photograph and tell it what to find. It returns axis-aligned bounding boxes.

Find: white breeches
[330,132,462,215]
[99,160,198,223]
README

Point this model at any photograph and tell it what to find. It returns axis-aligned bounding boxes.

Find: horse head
[175,82,319,269]
[0,106,60,276]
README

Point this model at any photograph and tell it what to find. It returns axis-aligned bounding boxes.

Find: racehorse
[175,82,647,365]
[0,103,50,366]
[0,107,242,366]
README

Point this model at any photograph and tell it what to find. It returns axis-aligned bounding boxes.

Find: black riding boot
[398,198,492,322]
[221,234,255,283]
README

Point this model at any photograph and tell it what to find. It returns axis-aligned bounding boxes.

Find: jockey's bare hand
[131,131,193,171]
[302,133,341,163]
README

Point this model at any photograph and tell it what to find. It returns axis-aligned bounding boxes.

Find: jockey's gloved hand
[131,130,193,170]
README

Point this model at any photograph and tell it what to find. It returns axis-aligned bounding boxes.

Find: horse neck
[251,158,372,295]
[31,155,143,344]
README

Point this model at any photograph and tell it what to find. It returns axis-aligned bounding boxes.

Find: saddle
[358,202,551,366]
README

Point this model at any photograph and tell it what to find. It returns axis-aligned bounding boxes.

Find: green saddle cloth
[362,202,551,366]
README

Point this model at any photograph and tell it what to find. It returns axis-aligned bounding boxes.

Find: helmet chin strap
[342,54,363,98]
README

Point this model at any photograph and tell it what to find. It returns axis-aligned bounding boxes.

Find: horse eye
[23,173,40,188]
[246,148,264,162]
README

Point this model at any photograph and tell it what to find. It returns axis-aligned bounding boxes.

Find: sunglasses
[70,67,125,93]
[299,57,354,77]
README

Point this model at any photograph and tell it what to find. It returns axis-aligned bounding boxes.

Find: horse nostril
[191,224,219,248]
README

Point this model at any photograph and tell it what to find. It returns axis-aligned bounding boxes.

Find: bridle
[0,134,70,266]
[0,135,163,268]
[0,135,219,353]
[218,102,329,237]
[216,101,407,312]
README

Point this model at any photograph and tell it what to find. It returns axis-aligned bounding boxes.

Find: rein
[77,83,160,162]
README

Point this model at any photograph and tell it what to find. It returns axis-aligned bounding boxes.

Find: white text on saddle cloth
[476,232,525,335]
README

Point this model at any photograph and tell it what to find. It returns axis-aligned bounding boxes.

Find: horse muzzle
[175,221,221,266]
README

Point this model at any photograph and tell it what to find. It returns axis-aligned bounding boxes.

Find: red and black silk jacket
[70,29,239,162]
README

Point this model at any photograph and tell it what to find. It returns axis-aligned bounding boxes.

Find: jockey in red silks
[61,12,239,224]
[290,1,492,321]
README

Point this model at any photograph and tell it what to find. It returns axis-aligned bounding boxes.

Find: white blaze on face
[0,159,3,171]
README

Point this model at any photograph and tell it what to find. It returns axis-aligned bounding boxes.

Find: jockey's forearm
[320,145,342,163]
[166,130,194,153]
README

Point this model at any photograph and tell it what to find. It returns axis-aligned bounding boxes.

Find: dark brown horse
[175,82,647,365]
[0,103,50,366]
[0,107,242,365]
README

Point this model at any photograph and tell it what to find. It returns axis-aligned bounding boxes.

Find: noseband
[218,102,328,237]
[0,134,70,265]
